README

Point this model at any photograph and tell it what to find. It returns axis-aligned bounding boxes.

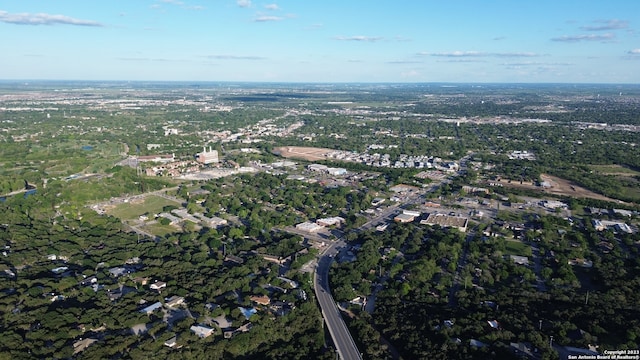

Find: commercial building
[316,216,345,227]
[420,213,469,232]
[196,146,219,164]
[295,221,324,233]
[394,213,416,223]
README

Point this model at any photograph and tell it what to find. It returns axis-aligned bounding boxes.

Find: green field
[589,164,640,176]
[142,222,180,236]
[107,195,179,220]
[504,240,531,257]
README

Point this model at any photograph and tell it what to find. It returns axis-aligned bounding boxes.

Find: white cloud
[628,49,640,55]
[333,35,383,42]
[501,61,573,67]
[427,51,485,57]
[237,0,251,8]
[254,15,284,22]
[0,10,103,26]
[159,0,184,5]
[493,52,540,57]
[386,60,422,64]
[205,55,266,60]
[418,51,541,58]
[265,4,279,10]
[581,19,628,31]
[551,33,615,42]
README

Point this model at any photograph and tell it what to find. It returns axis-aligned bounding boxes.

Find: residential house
[190,325,215,338]
[150,281,167,291]
[250,295,271,306]
[139,302,163,315]
[165,295,185,308]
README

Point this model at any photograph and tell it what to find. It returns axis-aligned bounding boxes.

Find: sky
[1,0,639,83]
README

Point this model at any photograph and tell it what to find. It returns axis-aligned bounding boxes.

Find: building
[389,184,420,193]
[420,213,469,232]
[195,213,228,228]
[164,336,178,348]
[250,295,271,306]
[158,212,181,225]
[295,221,324,233]
[150,281,167,291]
[196,146,219,164]
[540,200,566,210]
[394,213,416,223]
[190,325,215,338]
[402,210,421,217]
[371,198,385,206]
[327,167,347,176]
[139,301,163,314]
[172,209,200,224]
[165,295,185,308]
[307,164,328,172]
[316,216,345,227]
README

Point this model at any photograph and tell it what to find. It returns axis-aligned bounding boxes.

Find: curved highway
[315,242,363,360]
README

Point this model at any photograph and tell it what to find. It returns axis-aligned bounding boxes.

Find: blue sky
[1,0,639,83]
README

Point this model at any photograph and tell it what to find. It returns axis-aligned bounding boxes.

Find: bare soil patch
[497,174,624,203]
[273,146,336,161]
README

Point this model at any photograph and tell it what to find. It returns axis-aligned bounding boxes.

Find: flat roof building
[394,213,416,223]
[420,213,469,232]
[296,221,324,233]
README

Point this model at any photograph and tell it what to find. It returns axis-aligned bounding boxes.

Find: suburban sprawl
[1,81,640,359]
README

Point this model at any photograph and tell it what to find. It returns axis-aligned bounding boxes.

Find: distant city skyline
[1,0,639,83]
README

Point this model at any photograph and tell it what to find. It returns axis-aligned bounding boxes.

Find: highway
[314,241,363,360]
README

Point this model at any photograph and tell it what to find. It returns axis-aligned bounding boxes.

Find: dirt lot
[497,174,624,203]
[273,146,336,161]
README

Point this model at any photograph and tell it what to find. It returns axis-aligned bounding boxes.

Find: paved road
[315,241,363,360]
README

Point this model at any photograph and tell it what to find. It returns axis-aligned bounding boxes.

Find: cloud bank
[551,33,615,42]
[334,35,383,42]
[0,10,103,26]
[419,51,540,58]
[237,0,251,8]
[205,55,266,60]
[581,19,628,31]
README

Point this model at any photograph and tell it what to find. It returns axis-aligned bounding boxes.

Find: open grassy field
[504,240,531,257]
[142,222,179,237]
[588,164,640,176]
[107,195,178,220]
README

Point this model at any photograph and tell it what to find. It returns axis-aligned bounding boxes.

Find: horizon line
[1,79,639,86]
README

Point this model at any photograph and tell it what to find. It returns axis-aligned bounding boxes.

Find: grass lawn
[142,222,180,237]
[504,240,531,257]
[107,195,179,220]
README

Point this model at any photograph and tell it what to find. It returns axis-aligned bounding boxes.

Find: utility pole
[539,320,542,331]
